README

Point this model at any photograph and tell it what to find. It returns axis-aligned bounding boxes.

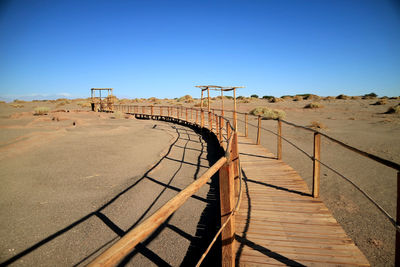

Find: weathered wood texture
[235,135,370,266]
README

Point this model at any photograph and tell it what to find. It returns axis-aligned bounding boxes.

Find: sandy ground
[1,97,399,266]
[205,97,400,266]
[0,103,222,266]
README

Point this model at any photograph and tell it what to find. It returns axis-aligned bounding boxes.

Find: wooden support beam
[196,109,198,125]
[233,88,237,131]
[160,106,163,116]
[232,132,239,198]
[201,110,204,128]
[313,132,321,198]
[209,112,213,132]
[201,90,204,110]
[256,116,261,145]
[151,106,154,116]
[207,88,211,113]
[245,113,248,137]
[219,116,223,143]
[190,108,193,121]
[219,149,236,267]
[186,108,188,122]
[277,119,282,160]
[142,106,145,114]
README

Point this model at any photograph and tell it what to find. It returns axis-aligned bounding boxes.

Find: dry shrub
[281,95,293,100]
[336,94,349,100]
[177,95,194,103]
[249,107,286,120]
[270,97,284,103]
[323,96,335,101]
[372,99,387,105]
[385,105,400,114]
[351,96,361,100]
[13,99,26,104]
[34,107,50,115]
[11,104,24,108]
[293,95,303,101]
[239,99,251,103]
[77,101,91,108]
[148,97,159,102]
[304,94,321,101]
[193,100,211,107]
[111,111,124,119]
[0,101,6,104]
[309,121,326,130]
[56,98,71,104]
[304,102,324,109]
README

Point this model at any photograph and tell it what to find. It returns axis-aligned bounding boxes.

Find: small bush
[77,101,91,108]
[385,105,400,114]
[323,96,335,101]
[372,99,387,105]
[111,111,124,119]
[304,94,321,101]
[363,92,377,99]
[351,96,361,100]
[293,95,303,101]
[262,95,274,100]
[336,94,349,100]
[304,102,324,109]
[237,96,245,100]
[309,121,326,129]
[0,101,6,104]
[250,94,259,98]
[270,97,284,103]
[226,96,233,100]
[177,95,194,103]
[11,104,24,108]
[281,95,293,100]
[249,107,286,120]
[239,99,251,103]
[13,99,26,104]
[34,107,50,115]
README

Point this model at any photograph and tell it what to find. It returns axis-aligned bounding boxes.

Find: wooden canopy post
[312,132,321,198]
[256,115,261,145]
[277,119,282,160]
[233,88,237,132]
[201,89,204,110]
[207,87,210,113]
[245,113,248,137]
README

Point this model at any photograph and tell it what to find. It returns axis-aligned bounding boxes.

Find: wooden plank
[235,135,370,266]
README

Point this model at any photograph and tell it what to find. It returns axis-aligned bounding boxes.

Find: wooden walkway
[234,135,370,266]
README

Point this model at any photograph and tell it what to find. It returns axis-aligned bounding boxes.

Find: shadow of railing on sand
[1,120,223,267]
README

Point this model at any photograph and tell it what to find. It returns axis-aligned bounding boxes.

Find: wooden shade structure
[195,85,244,131]
[90,88,114,112]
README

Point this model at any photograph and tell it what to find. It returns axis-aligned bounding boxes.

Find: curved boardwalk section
[235,135,370,266]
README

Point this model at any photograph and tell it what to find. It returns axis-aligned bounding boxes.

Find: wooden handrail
[88,157,227,267]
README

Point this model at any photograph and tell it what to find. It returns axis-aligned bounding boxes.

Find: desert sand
[0,102,222,266]
[1,95,399,266]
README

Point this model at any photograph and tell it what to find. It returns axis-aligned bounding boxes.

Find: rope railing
[214,107,400,263]
[89,105,241,266]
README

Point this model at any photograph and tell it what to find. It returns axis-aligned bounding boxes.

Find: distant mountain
[0,93,81,102]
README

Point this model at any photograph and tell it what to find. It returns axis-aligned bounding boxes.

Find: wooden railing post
[201,110,204,128]
[277,119,282,160]
[312,132,321,198]
[160,106,163,116]
[142,106,145,114]
[196,109,198,125]
[209,112,213,132]
[232,132,239,197]
[245,113,248,137]
[219,148,235,266]
[256,115,261,145]
[227,122,231,140]
[190,108,193,122]
[215,115,220,141]
[396,172,400,267]
[177,107,179,119]
[186,108,188,122]
[151,106,154,116]
[219,116,223,143]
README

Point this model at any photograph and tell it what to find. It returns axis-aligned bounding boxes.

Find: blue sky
[0,0,399,100]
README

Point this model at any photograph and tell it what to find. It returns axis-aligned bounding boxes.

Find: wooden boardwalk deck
[235,135,370,266]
